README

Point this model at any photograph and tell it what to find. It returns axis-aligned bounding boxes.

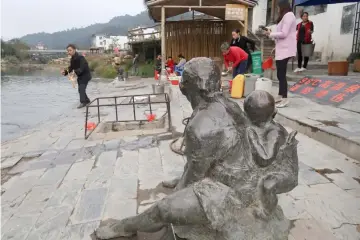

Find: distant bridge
[27,49,91,54]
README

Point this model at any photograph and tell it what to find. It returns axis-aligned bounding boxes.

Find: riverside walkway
[1,79,359,240]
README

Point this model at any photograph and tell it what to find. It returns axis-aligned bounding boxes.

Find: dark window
[340,4,356,35]
[296,5,327,18]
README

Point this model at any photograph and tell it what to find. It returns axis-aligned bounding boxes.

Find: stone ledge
[275,111,360,162]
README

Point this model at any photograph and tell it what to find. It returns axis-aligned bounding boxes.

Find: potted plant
[328,60,349,76]
[347,53,360,72]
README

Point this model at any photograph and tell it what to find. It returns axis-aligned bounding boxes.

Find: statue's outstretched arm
[177,155,212,189]
[262,131,298,193]
[177,127,225,189]
[256,131,299,217]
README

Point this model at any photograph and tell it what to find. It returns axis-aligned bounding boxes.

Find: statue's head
[180,57,221,108]
[244,90,275,126]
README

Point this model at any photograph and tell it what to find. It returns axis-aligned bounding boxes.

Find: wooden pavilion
[127,25,161,61]
[144,0,258,78]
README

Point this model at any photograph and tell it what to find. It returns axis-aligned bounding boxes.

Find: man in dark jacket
[61,44,92,108]
[230,29,256,73]
[155,54,162,73]
[132,54,139,75]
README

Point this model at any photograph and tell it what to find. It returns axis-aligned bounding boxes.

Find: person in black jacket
[230,29,256,73]
[61,44,92,108]
[155,54,162,73]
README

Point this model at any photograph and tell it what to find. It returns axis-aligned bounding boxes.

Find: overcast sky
[1,0,146,40]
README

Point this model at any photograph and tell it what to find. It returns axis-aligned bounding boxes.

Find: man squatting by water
[61,44,92,108]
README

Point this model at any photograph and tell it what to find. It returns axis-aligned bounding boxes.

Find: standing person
[166,56,175,73]
[294,12,314,72]
[155,54,162,73]
[221,42,248,78]
[177,54,186,68]
[132,54,139,76]
[61,44,92,109]
[230,29,255,73]
[263,0,296,108]
[175,54,186,75]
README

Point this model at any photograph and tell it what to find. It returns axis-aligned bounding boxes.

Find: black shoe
[77,103,87,109]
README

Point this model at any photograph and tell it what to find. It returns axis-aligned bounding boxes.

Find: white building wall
[91,35,129,50]
[128,26,160,42]
[251,0,268,33]
[252,2,356,62]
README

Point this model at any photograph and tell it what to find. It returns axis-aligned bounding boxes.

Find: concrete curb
[272,80,360,160]
[275,112,360,161]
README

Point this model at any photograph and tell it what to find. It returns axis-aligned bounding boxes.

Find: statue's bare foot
[95,219,135,239]
[162,177,180,188]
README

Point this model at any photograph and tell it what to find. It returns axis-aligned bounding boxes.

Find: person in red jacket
[294,12,314,72]
[221,42,248,78]
[166,56,175,73]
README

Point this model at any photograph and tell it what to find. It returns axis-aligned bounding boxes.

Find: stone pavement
[274,89,360,160]
[1,79,360,240]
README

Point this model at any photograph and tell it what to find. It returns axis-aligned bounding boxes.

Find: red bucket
[86,122,96,130]
[146,114,156,122]
[154,70,160,80]
[171,80,179,85]
[262,57,274,70]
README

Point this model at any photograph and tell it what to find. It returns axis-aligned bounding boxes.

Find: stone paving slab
[1,80,359,240]
[1,155,23,169]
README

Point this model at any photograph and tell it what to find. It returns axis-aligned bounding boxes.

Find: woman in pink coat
[264,0,296,108]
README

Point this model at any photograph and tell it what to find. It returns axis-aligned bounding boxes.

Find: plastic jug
[231,74,245,99]
[244,74,261,97]
[255,77,273,94]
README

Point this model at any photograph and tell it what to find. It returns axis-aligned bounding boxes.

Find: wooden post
[271,0,276,23]
[244,6,248,37]
[160,6,166,82]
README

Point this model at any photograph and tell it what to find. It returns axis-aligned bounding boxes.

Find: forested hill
[18,10,209,49]
[19,11,153,49]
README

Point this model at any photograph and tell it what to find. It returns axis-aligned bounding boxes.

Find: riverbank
[1,79,359,240]
[1,62,45,75]
[2,54,155,79]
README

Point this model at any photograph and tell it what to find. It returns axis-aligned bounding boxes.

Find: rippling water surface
[1,71,78,142]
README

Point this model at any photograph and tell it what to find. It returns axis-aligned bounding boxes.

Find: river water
[1,71,79,142]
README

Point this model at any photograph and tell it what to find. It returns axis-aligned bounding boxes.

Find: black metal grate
[84,93,172,139]
[352,2,360,53]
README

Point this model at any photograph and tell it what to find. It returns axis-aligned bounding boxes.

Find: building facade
[128,26,160,43]
[35,42,47,50]
[251,1,359,62]
[91,34,129,51]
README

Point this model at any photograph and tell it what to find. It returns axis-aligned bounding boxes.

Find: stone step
[270,84,360,161]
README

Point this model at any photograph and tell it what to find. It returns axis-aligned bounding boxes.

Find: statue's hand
[175,177,186,191]
[285,131,298,147]
[253,173,279,219]
[162,177,180,189]
[263,174,277,193]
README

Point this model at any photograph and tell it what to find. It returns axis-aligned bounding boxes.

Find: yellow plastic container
[231,74,245,99]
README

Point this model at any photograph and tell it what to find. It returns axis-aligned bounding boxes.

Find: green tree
[1,39,30,61]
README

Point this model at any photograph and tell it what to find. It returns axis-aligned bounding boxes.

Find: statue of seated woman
[95,57,299,240]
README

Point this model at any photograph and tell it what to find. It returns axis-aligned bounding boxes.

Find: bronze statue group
[95,57,299,240]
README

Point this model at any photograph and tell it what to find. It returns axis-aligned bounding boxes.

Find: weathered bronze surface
[95,57,299,240]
